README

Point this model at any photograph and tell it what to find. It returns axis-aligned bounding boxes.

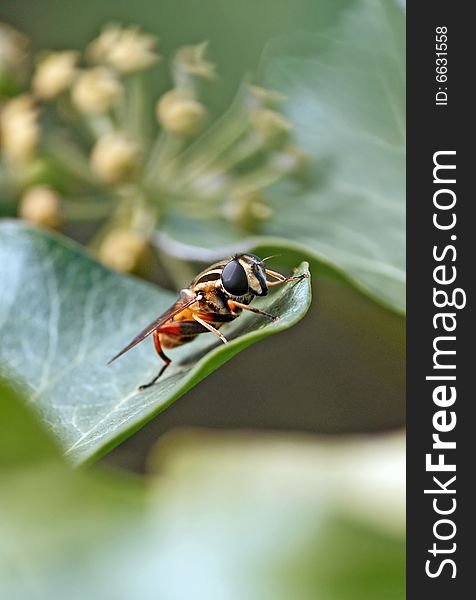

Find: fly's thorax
[198,287,232,315]
[193,278,219,296]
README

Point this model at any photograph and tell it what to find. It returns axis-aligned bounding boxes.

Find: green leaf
[0,221,311,464]
[0,379,147,600]
[161,0,405,314]
[150,430,405,600]
[262,0,405,313]
[1,380,404,600]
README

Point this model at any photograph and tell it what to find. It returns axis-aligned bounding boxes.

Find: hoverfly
[109,253,308,390]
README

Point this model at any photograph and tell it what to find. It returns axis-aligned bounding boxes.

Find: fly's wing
[108,293,199,364]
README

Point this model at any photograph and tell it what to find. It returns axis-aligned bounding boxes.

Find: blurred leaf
[151,430,405,600]
[1,0,351,113]
[263,0,405,313]
[162,0,405,314]
[0,379,58,469]
[0,379,147,600]
[0,221,311,464]
[0,382,404,600]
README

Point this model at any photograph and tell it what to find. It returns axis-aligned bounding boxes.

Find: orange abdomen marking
[158,311,234,349]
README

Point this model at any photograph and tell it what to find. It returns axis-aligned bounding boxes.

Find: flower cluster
[0,21,306,276]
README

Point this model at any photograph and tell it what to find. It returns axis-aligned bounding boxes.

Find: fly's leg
[193,314,229,344]
[228,300,279,322]
[138,330,171,391]
[265,268,309,287]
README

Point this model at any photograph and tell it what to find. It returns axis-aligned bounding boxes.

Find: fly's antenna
[262,254,281,263]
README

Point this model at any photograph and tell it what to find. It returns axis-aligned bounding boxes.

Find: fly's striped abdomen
[159,311,237,349]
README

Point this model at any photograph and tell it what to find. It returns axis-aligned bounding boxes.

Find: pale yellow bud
[90,132,141,184]
[19,185,62,229]
[0,94,39,162]
[86,25,119,64]
[247,85,286,108]
[156,90,207,137]
[98,229,151,274]
[250,201,273,220]
[223,190,273,230]
[32,51,78,99]
[87,24,159,73]
[273,143,310,178]
[174,42,216,81]
[250,107,291,148]
[71,67,122,114]
[0,22,29,71]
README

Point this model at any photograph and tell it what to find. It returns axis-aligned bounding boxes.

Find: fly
[108,253,308,390]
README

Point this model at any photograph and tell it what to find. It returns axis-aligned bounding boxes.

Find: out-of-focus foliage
[162,0,405,313]
[0,2,405,596]
[1,0,350,110]
[1,17,309,285]
[0,379,146,599]
[0,380,405,600]
[1,0,405,315]
[0,221,311,464]
[262,0,405,312]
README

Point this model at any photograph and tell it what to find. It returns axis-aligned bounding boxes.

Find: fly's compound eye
[221,260,249,296]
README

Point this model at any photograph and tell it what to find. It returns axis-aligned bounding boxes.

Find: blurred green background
[1,380,405,600]
[0,1,405,598]
[1,0,404,471]
[2,0,350,113]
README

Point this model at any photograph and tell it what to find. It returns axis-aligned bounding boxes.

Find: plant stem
[144,134,184,188]
[44,135,99,187]
[62,197,116,221]
[125,72,152,148]
[84,114,115,138]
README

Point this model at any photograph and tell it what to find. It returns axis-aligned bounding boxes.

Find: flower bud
[250,107,291,148]
[87,24,159,73]
[273,143,310,180]
[223,189,273,230]
[32,51,78,100]
[174,42,216,81]
[71,67,122,114]
[90,132,141,184]
[98,229,151,274]
[19,185,62,229]
[156,89,207,137]
[0,22,29,72]
[0,94,39,162]
[247,84,286,108]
